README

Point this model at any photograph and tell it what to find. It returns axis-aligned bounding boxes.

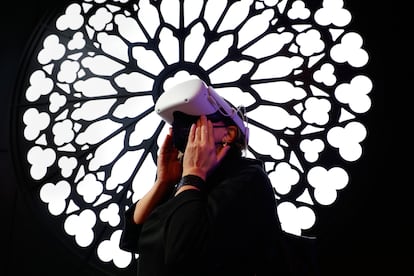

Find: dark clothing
[120,149,290,276]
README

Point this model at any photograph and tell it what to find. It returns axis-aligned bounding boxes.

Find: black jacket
[120,149,290,276]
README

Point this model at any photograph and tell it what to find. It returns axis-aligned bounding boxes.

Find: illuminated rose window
[11,0,372,272]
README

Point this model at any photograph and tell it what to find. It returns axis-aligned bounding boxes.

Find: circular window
[11,0,373,273]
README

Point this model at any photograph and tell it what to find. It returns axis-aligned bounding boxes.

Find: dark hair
[210,109,248,154]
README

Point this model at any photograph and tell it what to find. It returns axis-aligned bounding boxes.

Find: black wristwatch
[176,174,206,192]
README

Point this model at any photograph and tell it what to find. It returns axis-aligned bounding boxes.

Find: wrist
[182,169,206,181]
[153,179,176,194]
[176,174,206,193]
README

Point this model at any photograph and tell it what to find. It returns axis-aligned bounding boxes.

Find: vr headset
[155,78,249,152]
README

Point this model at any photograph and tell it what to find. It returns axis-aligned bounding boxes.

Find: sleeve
[163,190,211,267]
[119,202,143,253]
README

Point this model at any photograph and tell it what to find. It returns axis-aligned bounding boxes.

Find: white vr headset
[154,78,249,140]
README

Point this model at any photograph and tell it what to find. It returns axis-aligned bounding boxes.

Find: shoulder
[237,158,276,197]
[238,157,268,179]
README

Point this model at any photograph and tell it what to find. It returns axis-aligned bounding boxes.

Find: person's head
[155,78,249,154]
[171,110,247,154]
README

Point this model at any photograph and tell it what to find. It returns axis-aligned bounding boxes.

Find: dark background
[1,1,390,276]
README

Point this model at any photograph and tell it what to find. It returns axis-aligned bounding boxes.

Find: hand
[182,115,230,180]
[156,128,182,188]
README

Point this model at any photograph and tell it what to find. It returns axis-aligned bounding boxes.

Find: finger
[206,119,214,145]
[161,135,180,160]
[196,116,203,140]
[199,115,209,143]
[160,133,172,152]
[165,127,178,151]
[188,123,196,144]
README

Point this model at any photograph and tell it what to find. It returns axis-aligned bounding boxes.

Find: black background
[1,1,390,276]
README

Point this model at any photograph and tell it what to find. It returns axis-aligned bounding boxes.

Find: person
[120,79,290,276]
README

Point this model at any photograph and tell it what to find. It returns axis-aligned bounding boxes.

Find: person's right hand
[132,129,182,224]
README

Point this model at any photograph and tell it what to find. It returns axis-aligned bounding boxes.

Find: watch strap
[176,174,206,192]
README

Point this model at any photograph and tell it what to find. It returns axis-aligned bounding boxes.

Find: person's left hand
[182,115,230,180]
